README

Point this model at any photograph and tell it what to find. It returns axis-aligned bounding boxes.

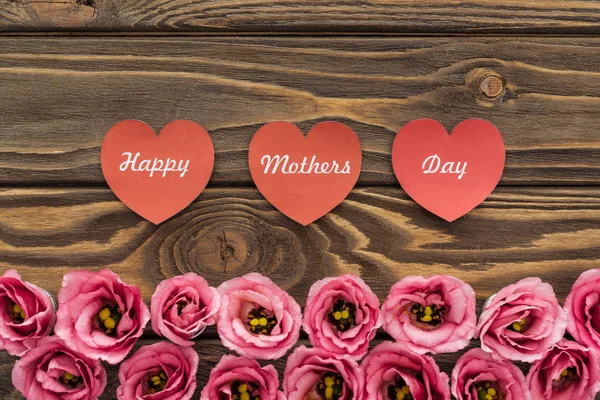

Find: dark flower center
[9,301,26,323]
[316,372,344,400]
[475,381,500,400]
[387,377,413,400]
[246,306,277,335]
[228,380,261,400]
[143,369,167,395]
[328,299,356,332]
[60,371,81,388]
[96,304,122,337]
[177,301,187,315]
[410,304,444,329]
[552,367,579,390]
[507,317,529,333]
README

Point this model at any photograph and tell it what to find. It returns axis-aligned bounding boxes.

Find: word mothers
[422,154,467,180]
[119,152,190,178]
[260,154,351,175]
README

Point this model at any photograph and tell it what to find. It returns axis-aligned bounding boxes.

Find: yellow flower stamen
[341,310,349,319]
[238,384,248,393]
[98,308,111,321]
[333,311,342,320]
[424,307,432,315]
[64,372,74,380]
[250,318,259,326]
[104,317,116,329]
[325,387,334,399]
[324,376,334,387]
[259,317,268,327]
[487,388,497,395]
[13,304,22,314]
[401,385,410,394]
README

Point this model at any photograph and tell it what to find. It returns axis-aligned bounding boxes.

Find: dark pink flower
[217,273,302,360]
[117,341,198,400]
[476,277,567,362]
[564,269,600,351]
[12,336,106,400]
[200,354,285,400]
[303,274,380,360]
[55,269,150,364]
[360,341,450,400]
[283,345,363,400]
[381,275,476,354]
[452,348,531,400]
[0,269,56,356]
[526,339,600,400]
[151,273,220,346]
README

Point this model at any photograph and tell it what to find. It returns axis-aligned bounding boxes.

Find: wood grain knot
[28,0,96,29]
[465,68,508,104]
[150,197,308,288]
[479,75,505,99]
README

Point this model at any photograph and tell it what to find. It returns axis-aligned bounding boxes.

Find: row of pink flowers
[11,333,600,400]
[3,268,600,399]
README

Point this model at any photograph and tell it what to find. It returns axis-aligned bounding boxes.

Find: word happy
[422,154,467,180]
[260,154,351,175]
[119,152,190,177]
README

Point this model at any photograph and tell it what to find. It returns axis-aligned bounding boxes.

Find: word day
[260,154,351,175]
[119,152,190,178]
[422,154,467,180]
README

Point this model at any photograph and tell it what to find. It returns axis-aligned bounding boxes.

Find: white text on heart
[119,152,190,178]
[261,154,351,174]
[422,154,467,180]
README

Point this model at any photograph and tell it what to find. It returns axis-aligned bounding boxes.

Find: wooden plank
[0,37,599,185]
[1,1,600,33]
[0,186,597,306]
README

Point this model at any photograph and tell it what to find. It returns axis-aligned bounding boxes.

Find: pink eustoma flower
[55,269,150,364]
[0,269,56,356]
[151,272,220,346]
[452,348,531,400]
[476,277,567,362]
[200,354,285,400]
[283,345,363,400]
[381,275,476,354]
[117,341,198,400]
[12,336,106,400]
[564,268,600,351]
[303,274,380,360]
[217,273,302,360]
[526,339,600,400]
[360,341,450,400]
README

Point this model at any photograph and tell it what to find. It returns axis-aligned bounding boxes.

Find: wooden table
[0,1,599,399]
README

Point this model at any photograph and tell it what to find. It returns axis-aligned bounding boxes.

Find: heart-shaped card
[392,119,505,222]
[249,121,362,225]
[101,120,214,224]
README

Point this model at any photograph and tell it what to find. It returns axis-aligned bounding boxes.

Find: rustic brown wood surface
[1,186,598,305]
[1,0,600,33]
[0,37,599,185]
[1,2,600,399]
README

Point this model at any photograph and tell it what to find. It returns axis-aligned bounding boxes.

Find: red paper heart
[392,119,505,222]
[101,120,214,224]
[249,121,362,225]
